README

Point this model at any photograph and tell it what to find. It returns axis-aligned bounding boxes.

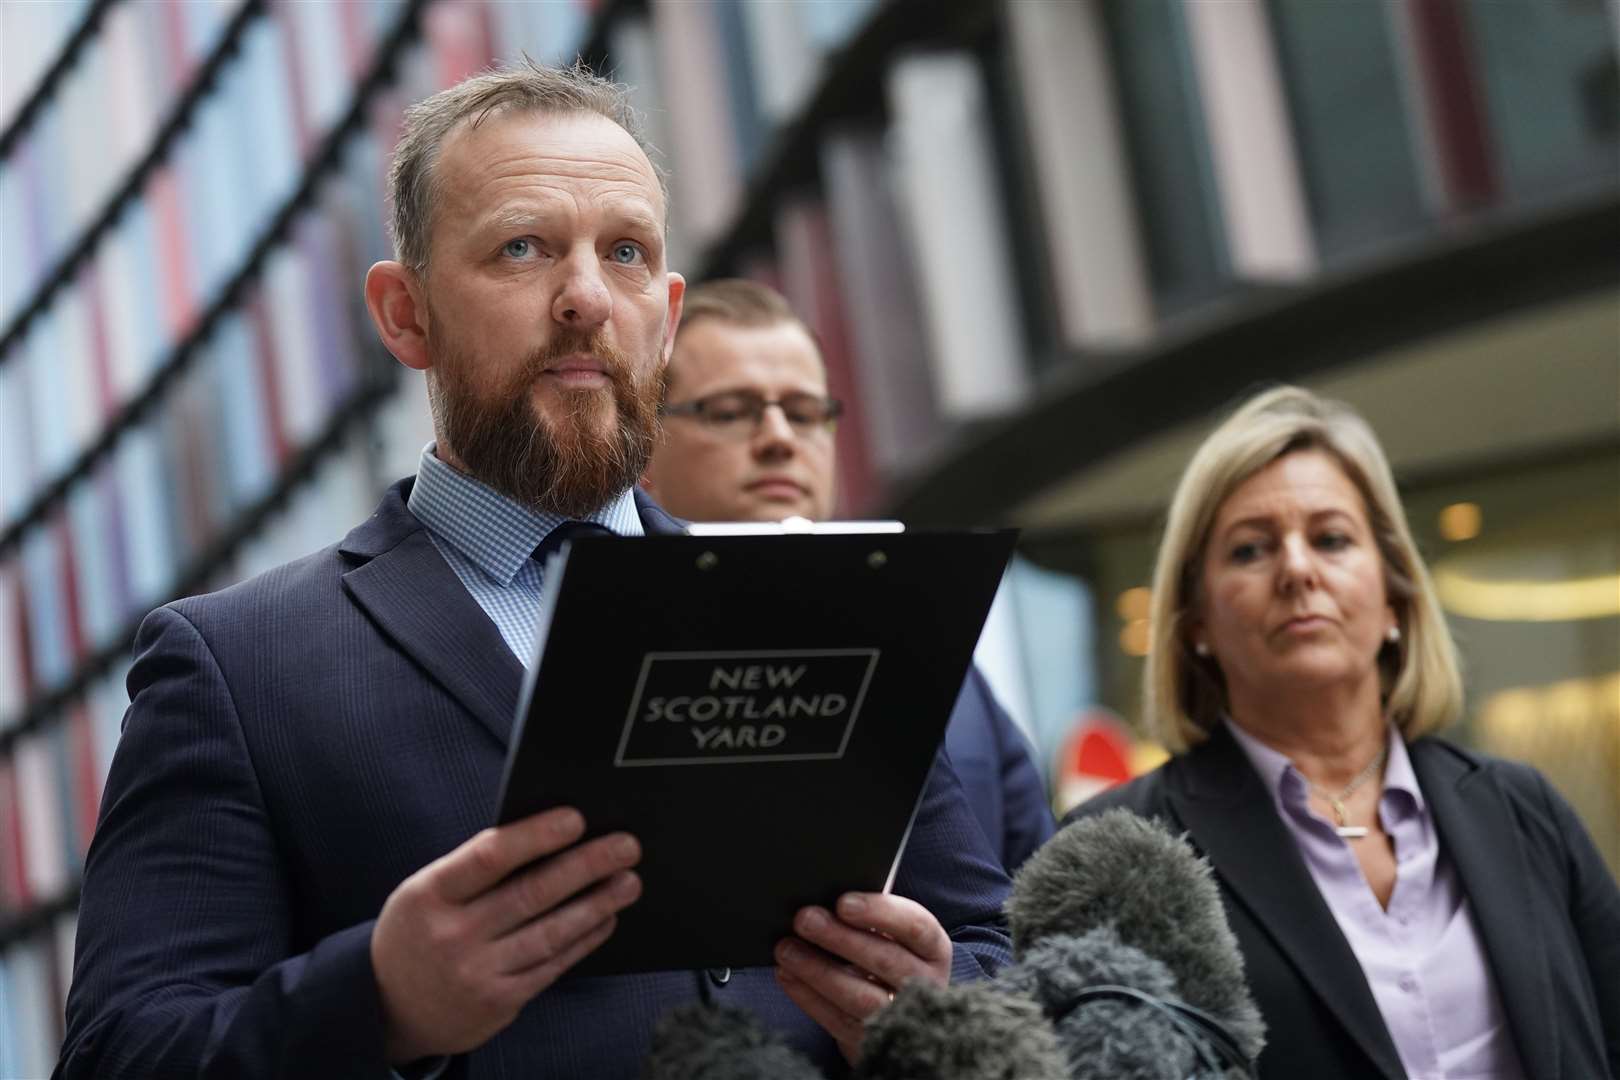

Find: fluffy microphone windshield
[1000,927,1198,1080]
[854,980,1068,1080]
[1006,808,1265,1060]
[640,1003,825,1080]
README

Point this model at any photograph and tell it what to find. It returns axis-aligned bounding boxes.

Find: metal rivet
[696,551,719,570]
[867,550,887,569]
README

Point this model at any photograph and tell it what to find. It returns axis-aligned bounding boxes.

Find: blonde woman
[1065,387,1617,1079]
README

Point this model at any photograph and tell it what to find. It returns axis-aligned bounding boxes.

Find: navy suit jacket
[1066,724,1620,1080]
[942,669,1053,874]
[57,480,1013,1080]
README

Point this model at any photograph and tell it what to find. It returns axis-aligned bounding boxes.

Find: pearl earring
[1386,626,1401,644]
[1194,642,1210,657]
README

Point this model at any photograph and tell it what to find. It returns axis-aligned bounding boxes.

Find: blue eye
[610,242,644,265]
[503,238,536,259]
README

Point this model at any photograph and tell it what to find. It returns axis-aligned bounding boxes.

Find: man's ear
[364,261,432,371]
[659,272,686,369]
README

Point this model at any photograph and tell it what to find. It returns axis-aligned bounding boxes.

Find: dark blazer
[57,479,1013,1080]
[943,668,1054,873]
[1065,723,1620,1080]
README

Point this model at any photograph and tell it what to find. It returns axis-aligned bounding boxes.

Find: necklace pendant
[1336,825,1370,839]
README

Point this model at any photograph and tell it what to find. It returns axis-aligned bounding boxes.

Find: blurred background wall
[0,0,1615,1070]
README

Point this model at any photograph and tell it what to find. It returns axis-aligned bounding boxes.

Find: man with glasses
[642,279,840,523]
[643,279,1054,874]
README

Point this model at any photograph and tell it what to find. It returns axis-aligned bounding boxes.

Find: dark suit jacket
[56,480,1013,1080]
[1066,724,1619,1080]
[942,668,1054,874]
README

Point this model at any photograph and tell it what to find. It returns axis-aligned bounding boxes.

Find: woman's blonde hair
[1145,385,1463,751]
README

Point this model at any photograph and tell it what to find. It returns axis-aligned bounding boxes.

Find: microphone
[854,979,1068,1080]
[639,810,1263,1078]
[1005,808,1265,1063]
[1000,927,1202,1078]
[640,1002,825,1080]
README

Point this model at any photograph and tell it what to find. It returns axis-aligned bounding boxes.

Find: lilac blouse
[1226,721,1526,1079]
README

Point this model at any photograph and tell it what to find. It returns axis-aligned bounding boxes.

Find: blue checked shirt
[406,445,643,666]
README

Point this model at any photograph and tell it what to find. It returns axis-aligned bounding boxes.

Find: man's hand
[773,892,953,1064]
[370,807,642,1064]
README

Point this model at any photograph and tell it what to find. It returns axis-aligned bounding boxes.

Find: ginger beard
[426,317,667,518]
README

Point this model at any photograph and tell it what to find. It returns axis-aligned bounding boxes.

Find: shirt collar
[407,443,643,586]
[1224,716,1423,812]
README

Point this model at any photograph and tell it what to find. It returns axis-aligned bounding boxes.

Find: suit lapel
[634,487,688,536]
[1410,739,1556,1079]
[339,480,525,749]
[334,483,687,751]
[1169,727,1406,1080]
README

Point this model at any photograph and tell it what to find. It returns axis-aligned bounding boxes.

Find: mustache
[521,331,633,384]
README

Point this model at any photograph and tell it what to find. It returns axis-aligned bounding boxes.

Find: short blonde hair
[677,278,802,335]
[1145,386,1462,751]
[668,279,825,395]
[388,58,661,273]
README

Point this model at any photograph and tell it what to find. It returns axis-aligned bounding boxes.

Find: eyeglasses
[662,390,843,439]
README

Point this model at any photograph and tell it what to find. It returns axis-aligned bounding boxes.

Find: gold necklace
[1306,744,1389,840]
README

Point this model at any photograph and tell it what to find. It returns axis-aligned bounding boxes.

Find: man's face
[642,318,836,522]
[417,109,683,515]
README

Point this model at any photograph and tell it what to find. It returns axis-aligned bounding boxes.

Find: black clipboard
[493,523,1017,976]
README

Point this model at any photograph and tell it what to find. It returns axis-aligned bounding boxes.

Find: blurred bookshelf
[1,1,1616,1072]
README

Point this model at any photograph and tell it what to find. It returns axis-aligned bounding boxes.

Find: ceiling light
[1438,502,1483,542]
[1115,586,1152,621]
[1433,566,1620,621]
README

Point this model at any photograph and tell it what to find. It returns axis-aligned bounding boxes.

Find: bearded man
[56,62,1012,1080]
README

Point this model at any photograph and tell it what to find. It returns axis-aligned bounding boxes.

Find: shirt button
[1399,974,1417,993]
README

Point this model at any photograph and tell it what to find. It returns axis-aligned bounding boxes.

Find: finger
[835,893,953,969]
[776,934,893,1022]
[502,913,619,1004]
[431,808,589,902]
[495,870,642,974]
[473,832,641,936]
[789,903,941,994]
[775,959,865,1052]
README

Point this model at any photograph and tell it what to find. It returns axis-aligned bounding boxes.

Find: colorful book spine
[19,529,70,690]
[89,669,130,796]
[712,0,767,172]
[51,512,86,665]
[424,0,496,92]
[1182,0,1317,280]
[606,15,685,269]
[886,52,1030,420]
[65,487,114,654]
[0,347,35,521]
[651,0,743,251]
[261,244,325,449]
[0,560,22,722]
[772,196,879,515]
[0,756,27,911]
[14,731,68,903]
[1385,0,1498,213]
[818,127,945,479]
[55,284,100,471]
[738,0,817,125]
[1005,0,1153,347]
